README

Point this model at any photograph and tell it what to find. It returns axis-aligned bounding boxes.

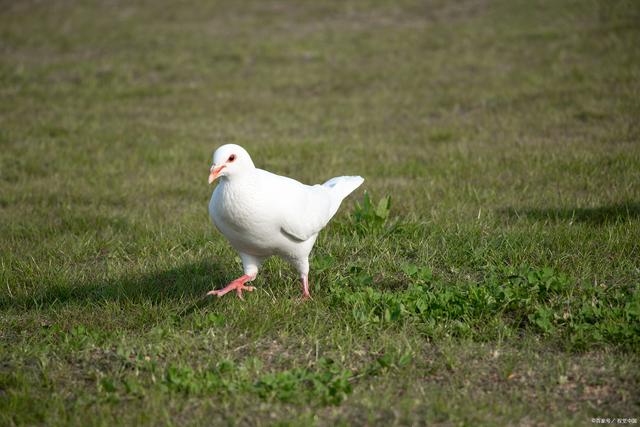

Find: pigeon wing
[279,184,333,242]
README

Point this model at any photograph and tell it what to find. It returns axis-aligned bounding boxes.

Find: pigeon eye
[228,154,236,162]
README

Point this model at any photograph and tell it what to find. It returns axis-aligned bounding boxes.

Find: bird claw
[236,285,255,300]
[207,278,255,299]
[294,293,312,303]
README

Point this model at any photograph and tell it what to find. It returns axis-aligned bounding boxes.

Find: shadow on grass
[500,201,640,225]
[0,260,227,312]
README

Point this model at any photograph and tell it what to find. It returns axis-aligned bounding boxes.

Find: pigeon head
[209,144,255,184]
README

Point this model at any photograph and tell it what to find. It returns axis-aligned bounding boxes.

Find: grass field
[1,0,639,425]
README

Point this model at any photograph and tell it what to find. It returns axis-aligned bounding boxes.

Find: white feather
[208,144,363,284]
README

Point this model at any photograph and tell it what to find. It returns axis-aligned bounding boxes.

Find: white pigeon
[207,144,364,299]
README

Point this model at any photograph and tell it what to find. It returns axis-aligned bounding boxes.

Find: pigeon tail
[322,175,364,217]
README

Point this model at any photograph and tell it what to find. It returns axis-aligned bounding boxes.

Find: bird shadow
[0,259,228,314]
[499,201,640,225]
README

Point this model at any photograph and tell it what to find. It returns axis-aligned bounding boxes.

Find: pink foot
[207,274,255,300]
[300,274,312,300]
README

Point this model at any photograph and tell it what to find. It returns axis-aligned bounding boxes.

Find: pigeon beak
[208,164,226,184]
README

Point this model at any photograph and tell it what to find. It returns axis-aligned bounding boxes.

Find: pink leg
[301,274,311,300]
[207,274,256,300]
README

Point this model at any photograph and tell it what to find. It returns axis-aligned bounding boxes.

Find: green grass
[1,0,639,425]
